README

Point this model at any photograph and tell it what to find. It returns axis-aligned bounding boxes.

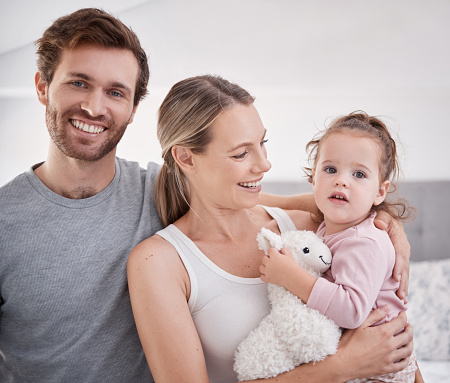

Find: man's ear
[35,72,48,106]
[128,103,139,124]
[374,180,390,206]
[172,146,195,173]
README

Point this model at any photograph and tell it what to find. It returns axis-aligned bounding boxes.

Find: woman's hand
[374,211,411,302]
[338,305,414,380]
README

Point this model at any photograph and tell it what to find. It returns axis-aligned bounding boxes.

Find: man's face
[36,44,139,162]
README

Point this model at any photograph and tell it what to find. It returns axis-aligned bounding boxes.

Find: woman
[127,75,413,383]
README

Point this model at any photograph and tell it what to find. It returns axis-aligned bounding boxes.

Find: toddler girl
[259,111,417,382]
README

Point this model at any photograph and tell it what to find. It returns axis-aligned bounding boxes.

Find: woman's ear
[374,180,390,206]
[35,72,49,106]
[172,146,195,173]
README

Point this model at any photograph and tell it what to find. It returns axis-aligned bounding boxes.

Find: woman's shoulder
[128,233,182,270]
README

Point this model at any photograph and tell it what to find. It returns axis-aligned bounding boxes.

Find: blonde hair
[155,75,255,226]
[305,111,415,221]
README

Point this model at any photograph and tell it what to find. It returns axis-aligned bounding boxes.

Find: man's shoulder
[0,171,29,198]
[116,158,160,179]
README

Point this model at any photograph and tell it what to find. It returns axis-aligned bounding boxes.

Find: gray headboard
[261,181,450,262]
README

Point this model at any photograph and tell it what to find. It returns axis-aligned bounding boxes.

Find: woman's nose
[253,149,271,173]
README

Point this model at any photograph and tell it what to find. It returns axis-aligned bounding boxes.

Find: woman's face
[189,103,271,210]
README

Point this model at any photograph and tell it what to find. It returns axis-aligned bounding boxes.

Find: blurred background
[1,0,449,186]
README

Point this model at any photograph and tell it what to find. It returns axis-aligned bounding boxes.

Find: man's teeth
[71,119,105,134]
[238,181,261,188]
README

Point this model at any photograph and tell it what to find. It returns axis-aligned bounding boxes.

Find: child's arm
[259,247,317,303]
[307,237,392,329]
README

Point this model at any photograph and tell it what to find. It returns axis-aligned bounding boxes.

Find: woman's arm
[127,236,210,383]
[237,306,413,383]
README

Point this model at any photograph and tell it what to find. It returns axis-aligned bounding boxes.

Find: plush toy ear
[257,228,283,254]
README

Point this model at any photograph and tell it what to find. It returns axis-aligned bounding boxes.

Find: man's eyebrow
[67,72,92,81]
[67,72,132,94]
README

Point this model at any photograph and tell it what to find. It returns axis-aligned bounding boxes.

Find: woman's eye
[353,171,366,179]
[325,167,336,174]
[232,151,248,160]
[260,139,268,147]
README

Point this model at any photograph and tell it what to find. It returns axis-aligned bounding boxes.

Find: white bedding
[417,360,450,382]
[409,259,450,382]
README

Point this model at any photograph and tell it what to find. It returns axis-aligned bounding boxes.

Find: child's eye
[232,151,249,160]
[324,167,336,174]
[353,171,366,179]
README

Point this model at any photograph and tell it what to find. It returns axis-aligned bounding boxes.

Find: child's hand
[260,247,318,303]
[259,247,298,288]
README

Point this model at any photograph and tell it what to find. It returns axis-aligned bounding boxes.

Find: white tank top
[156,206,297,383]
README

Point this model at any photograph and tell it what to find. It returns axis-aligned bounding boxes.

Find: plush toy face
[257,228,332,275]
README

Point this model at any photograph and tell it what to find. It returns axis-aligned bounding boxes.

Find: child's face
[312,132,390,235]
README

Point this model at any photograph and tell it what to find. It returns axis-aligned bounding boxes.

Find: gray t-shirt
[0,158,163,382]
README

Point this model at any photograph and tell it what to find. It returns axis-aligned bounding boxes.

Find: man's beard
[45,100,130,162]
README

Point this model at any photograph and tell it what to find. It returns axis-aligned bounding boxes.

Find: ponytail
[155,161,190,227]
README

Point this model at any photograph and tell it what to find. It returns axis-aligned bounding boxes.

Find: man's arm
[260,192,319,215]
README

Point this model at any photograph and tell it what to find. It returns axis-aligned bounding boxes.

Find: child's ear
[171,146,194,173]
[374,180,390,206]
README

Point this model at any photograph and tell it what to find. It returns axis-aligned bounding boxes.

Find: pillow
[407,258,450,360]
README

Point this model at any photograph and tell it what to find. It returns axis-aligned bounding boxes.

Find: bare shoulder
[128,234,184,276]
[284,209,320,232]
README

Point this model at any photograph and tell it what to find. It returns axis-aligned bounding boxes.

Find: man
[0,8,161,382]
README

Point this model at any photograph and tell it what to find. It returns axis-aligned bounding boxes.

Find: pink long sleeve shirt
[307,212,407,329]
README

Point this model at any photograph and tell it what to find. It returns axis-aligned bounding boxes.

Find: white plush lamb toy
[234,228,342,381]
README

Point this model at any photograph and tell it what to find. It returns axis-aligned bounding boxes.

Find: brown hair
[35,8,149,106]
[156,75,255,226]
[305,111,415,221]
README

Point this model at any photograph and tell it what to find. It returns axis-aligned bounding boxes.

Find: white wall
[1,0,449,186]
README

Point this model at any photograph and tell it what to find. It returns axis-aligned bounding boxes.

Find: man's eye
[110,91,122,97]
[353,171,366,179]
[72,81,85,87]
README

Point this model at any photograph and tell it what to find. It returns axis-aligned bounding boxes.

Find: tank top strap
[156,225,199,310]
[259,205,297,233]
